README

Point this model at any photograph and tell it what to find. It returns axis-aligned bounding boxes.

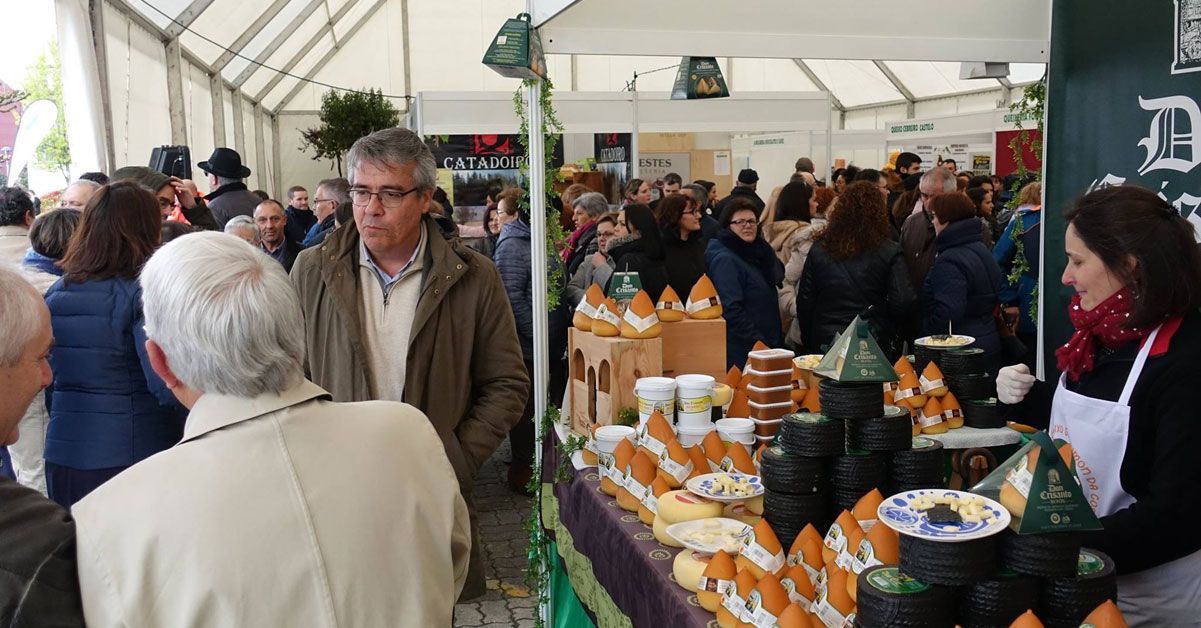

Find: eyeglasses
[349,187,420,208]
[682,208,697,215]
[313,197,334,206]
[730,218,757,227]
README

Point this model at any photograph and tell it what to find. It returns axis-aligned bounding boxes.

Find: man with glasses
[57,180,99,210]
[681,183,720,241]
[302,178,350,248]
[899,166,990,300]
[291,127,528,602]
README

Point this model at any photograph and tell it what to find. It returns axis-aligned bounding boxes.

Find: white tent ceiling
[106,0,1048,114]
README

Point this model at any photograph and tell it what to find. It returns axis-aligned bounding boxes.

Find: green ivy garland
[1003,77,1046,324]
[513,77,568,311]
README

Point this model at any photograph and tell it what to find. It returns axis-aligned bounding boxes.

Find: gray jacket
[205,182,261,228]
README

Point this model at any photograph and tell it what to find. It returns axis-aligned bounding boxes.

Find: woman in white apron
[995,185,1201,626]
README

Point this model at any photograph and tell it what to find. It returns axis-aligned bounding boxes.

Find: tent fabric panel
[882,61,1000,99]
[240,97,260,188]
[801,59,902,108]
[102,0,173,167]
[221,0,318,81]
[185,59,216,172]
[240,7,330,95]
[278,10,406,111]
[276,112,343,189]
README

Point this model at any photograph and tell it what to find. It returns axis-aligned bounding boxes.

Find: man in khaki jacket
[73,232,471,627]
[290,127,529,600]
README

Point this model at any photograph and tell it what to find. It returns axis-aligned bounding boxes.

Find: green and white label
[865,567,930,594]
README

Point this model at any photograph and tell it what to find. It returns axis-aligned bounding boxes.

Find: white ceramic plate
[877,489,1010,542]
[685,472,765,503]
[914,335,976,349]
[665,517,752,555]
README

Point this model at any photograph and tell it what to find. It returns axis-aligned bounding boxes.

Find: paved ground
[453,440,537,628]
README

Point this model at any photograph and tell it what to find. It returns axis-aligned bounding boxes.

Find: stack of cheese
[891,357,963,435]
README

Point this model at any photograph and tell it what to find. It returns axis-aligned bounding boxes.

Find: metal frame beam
[231,91,246,154]
[211,72,227,146]
[791,59,844,111]
[996,76,1014,107]
[232,0,325,87]
[211,0,293,72]
[164,0,217,38]
[255,0,361,104]
[90,0,118,170]
[254,103,267,189]
[872,60,917,117]
[272,114,282,199]
[165,38,188,144]
[400,0,411,110]
[275,0,387,112]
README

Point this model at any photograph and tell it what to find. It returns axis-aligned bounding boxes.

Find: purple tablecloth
[545,429,714,628]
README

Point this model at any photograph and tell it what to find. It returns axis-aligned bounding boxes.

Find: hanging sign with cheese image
[814,316,898,382]
[969,431,1102,534]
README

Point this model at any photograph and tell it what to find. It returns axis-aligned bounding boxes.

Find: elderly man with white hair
[0,267,85,626]
[899,166,992,298]
[222,214,260,246]
[71,232,471,627]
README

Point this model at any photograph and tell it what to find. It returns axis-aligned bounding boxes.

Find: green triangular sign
[482,14,547,80]
[970,431,1103,534]
[813,316,898,382]
[670,57,730,100]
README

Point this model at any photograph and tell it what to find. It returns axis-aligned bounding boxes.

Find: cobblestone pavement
[454,441,537,628]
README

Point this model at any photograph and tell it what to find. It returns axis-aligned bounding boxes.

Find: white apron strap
[1118,325,1162,405]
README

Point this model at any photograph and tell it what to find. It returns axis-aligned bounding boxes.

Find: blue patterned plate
[877,489,1010,542]
[685,473,764,503]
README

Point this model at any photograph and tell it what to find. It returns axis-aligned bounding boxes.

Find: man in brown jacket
[291,127,529,600]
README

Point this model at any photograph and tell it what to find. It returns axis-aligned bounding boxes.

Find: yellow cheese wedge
[673,550,711,593]
[699,551,738,612]
[1081,600,1127,628]
[573,283,604,331]
[601,438,636,496]
[655,285,686,322]
[620,290,663,339]
[640,476,671,525]
[744,493,765,516]
[852,489,884,523]
[657,490,724,523]
[686,274,723,320]
[592,297,621,337]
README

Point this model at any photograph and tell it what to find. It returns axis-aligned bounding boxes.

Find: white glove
[996,364,1036,405]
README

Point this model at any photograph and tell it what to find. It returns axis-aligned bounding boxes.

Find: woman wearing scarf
[604,203,668,302]
[997,186,1201,625]
[705,196,785,368]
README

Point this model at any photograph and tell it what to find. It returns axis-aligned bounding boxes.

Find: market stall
[883,109,1044,176]
[730,129,889,192]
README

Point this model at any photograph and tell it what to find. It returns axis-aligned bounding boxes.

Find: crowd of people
[2,129,1200,625]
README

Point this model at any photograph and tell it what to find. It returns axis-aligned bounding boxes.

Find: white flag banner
[8,99,57,184]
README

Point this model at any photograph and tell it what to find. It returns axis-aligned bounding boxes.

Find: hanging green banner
[670,57,730,100]
[1043,0,1201,371]
[482,13,547,80]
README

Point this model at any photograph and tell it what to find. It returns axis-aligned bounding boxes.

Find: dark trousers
[509,360,536,467]
[46,461,127,509]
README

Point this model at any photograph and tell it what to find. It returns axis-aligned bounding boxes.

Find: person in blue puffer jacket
[43,180,186,508]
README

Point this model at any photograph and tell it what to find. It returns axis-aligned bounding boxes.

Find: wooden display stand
[658,318,727,380]
[568,328,662,436]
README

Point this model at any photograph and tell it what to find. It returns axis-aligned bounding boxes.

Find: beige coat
[290,216,529,599]
[73,380,471,628]
[778,217,827,349]
[0,224,29,268]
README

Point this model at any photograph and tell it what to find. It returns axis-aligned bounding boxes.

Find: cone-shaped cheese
[776,603,810,628]
[823,510,862,564]
[655,285,686,322]
[686,444,710,480]
[801,536,824,573]
[792,386,807,404]
[592,297,621,336]
[856,521,900,567]
[750,572,790,623]
[843,526,866,566]
[1009,610,1045,628]
[639,476,671,525]
[727,390,751,419]
[920,397,948,434]
[1001,447,1040,521]
[909,405,922,436]
[640,409,675,459]
[852,489,884,522]
[702,432,727,472]
[883,388,895,406]
[920,363,948,397]
[618,451,657,512]
[686,274,723,320]
[825,567,856,617]
[673,550,711,594]
[620,290,662,339]
[1081,600,1127,628]
[800,385,821,413]
[894,355,916,378]
[699,551,738,612]
[601,437,636,496]
[751,340,771,353]
[573,283,604,331]
[724,442,757,475]
[726,365,744,389]
[895,371,926,409]
[717,569,759,628]
[736,519,785,579]
[1058,442,1074,468]
[942,391,964,429]
[798,523,824,550]
[783,564,816,606]
[581,424,599,466]
[657,438,693,489]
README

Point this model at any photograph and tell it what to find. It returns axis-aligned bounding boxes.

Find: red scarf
[1055,288,1149,381]
[561,221,595,262]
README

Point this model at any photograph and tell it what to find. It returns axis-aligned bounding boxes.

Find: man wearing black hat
[198,148,262,228]
[714,168,766,219]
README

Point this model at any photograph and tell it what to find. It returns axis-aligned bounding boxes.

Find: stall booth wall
[884,109,1005,174]
[730,129,888,193]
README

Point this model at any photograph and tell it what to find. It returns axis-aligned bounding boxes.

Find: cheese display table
[542,425,712,628]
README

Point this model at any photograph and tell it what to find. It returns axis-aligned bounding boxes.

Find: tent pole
[825,94,834,182]
[525,79,553,628]
[631,86,640,179]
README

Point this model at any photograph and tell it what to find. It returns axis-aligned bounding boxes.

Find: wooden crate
[659,318,727,380]
[568,328,662,436]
